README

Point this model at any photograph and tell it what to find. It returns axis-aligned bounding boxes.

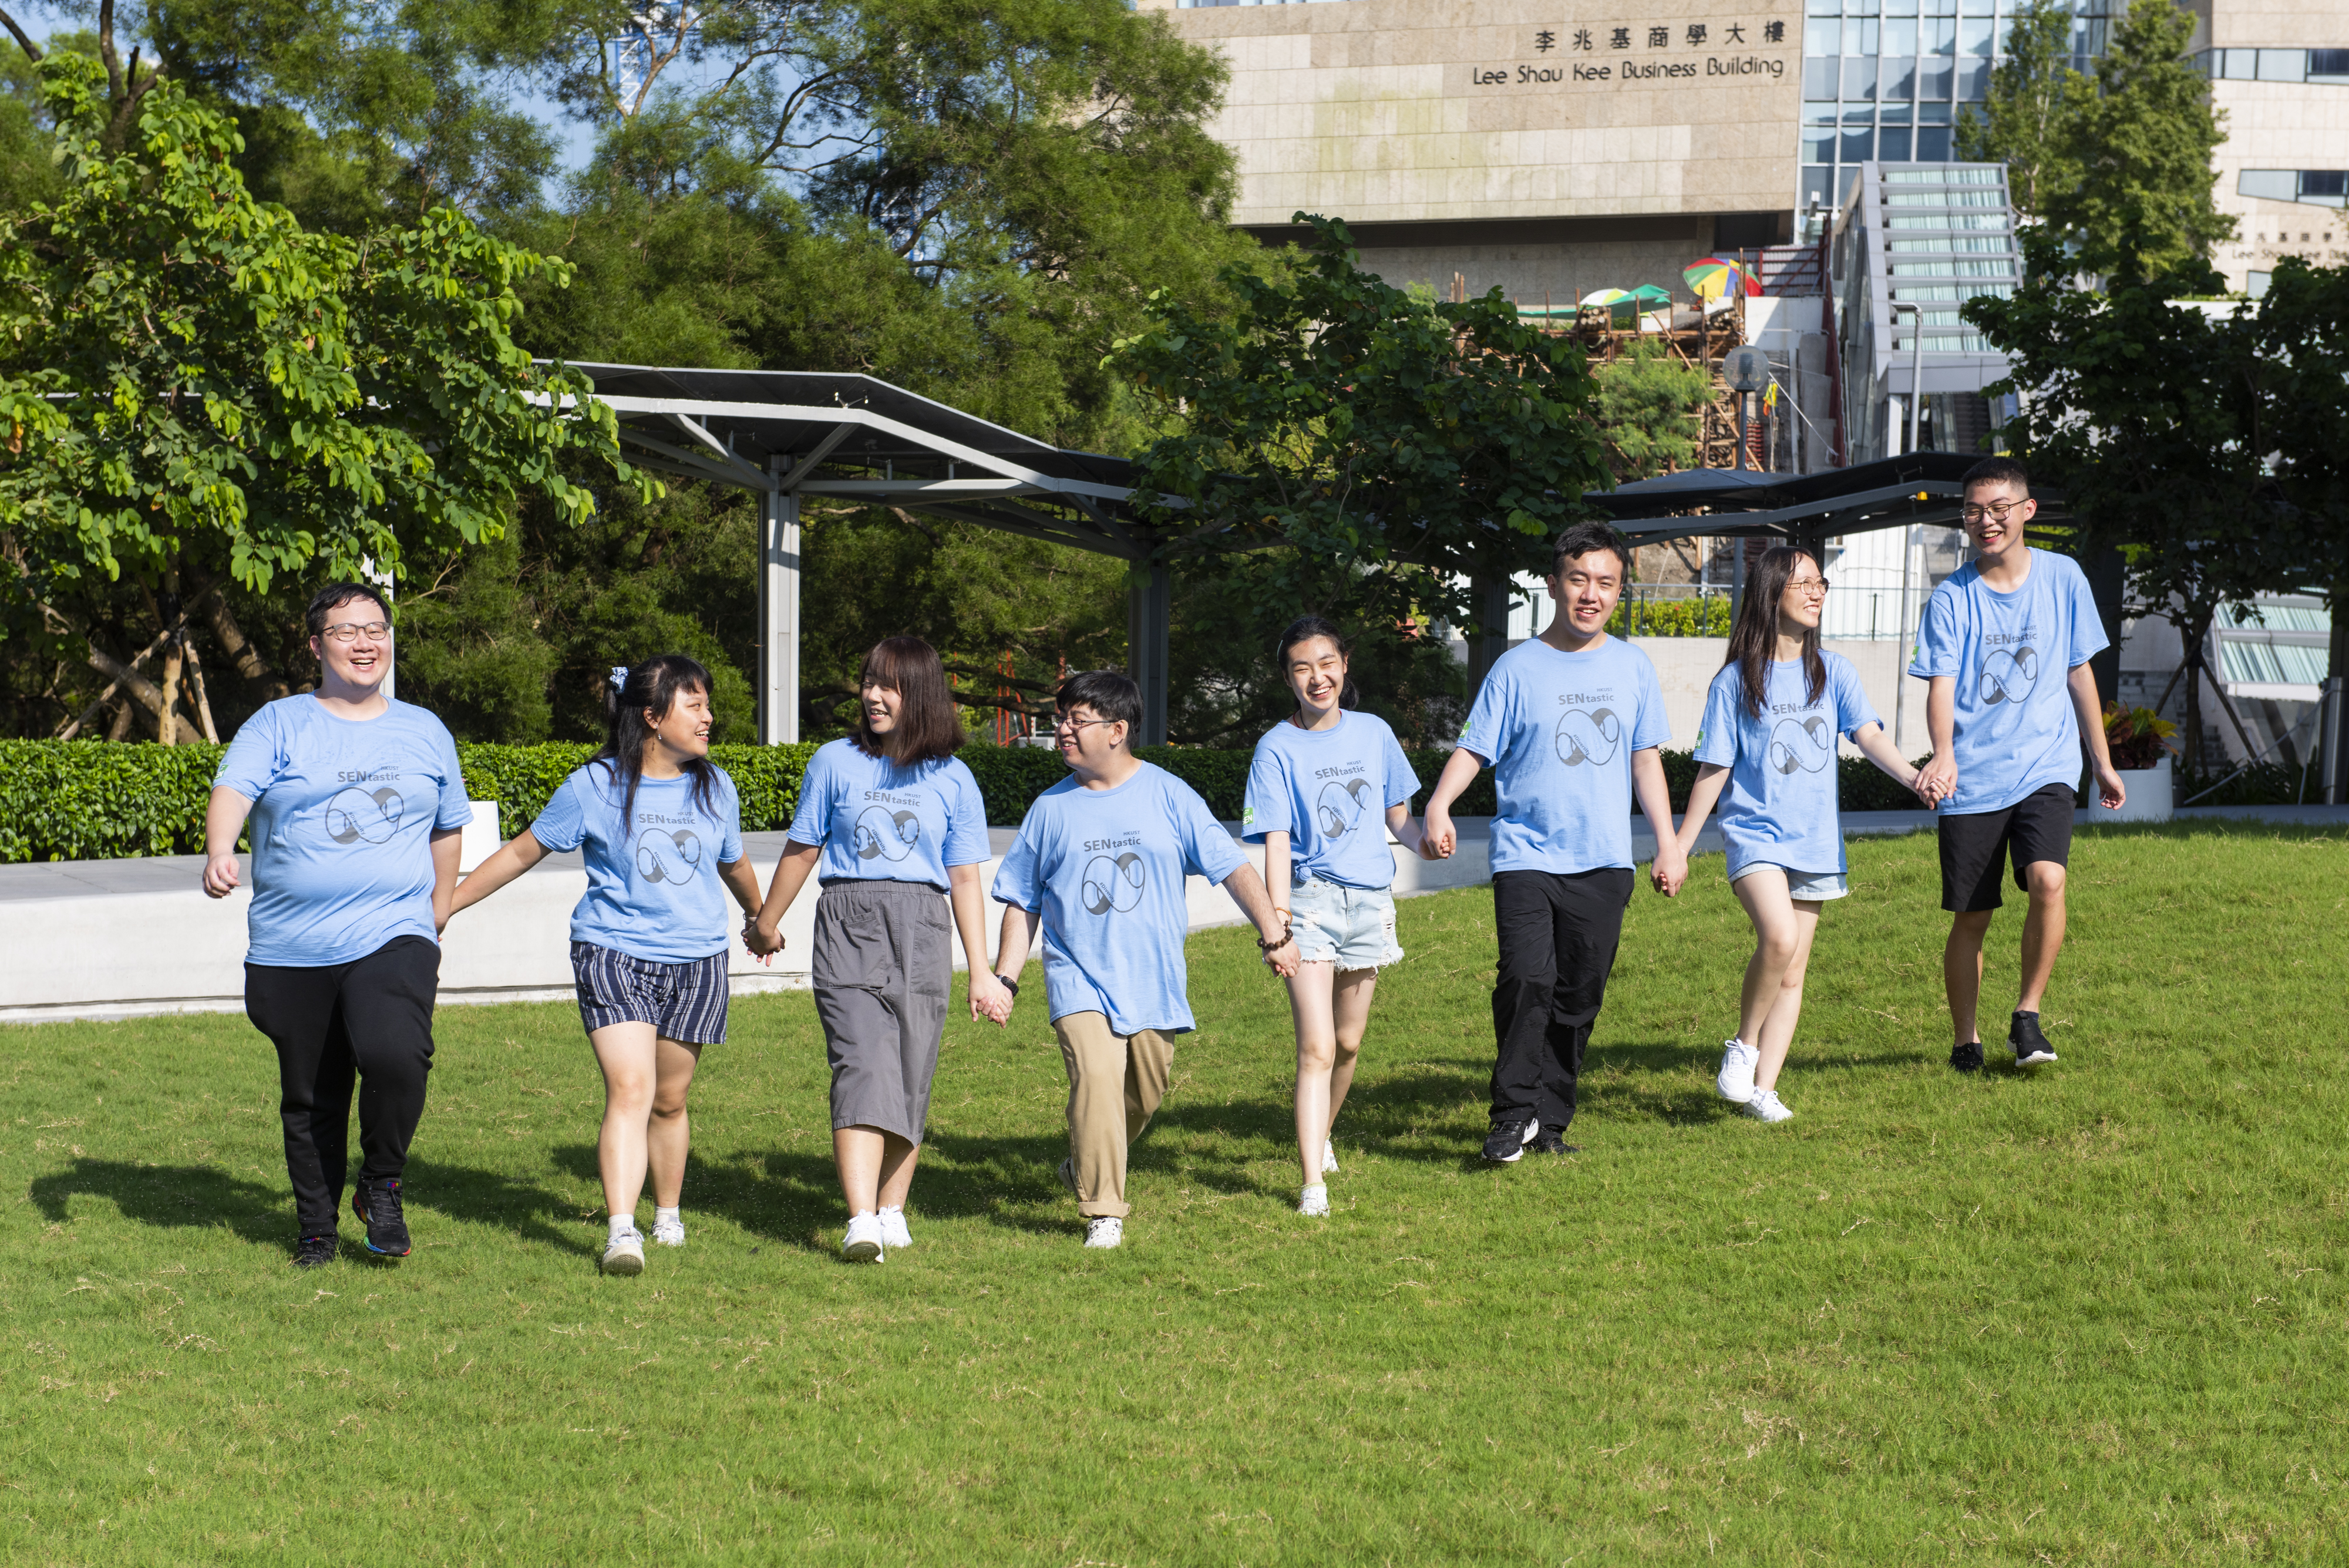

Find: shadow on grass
[401,1157,599,1257]
[28,1159,287,1241]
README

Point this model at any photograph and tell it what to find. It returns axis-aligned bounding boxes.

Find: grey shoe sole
[843,1238,883,1263]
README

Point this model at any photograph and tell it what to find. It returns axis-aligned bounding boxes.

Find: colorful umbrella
[1682,256,1762,300]
[1582,285,1673,327]
[1578,288,1634,308]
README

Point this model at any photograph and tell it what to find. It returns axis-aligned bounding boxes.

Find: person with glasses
[203,583,473,1267]
[985,670,1298,1250]
[1913,456,2124,1072]
[747,637,1007,1265]
[1674,547,1930,1122]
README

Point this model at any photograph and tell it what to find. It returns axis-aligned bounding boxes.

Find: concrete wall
[1631,635,1929,758]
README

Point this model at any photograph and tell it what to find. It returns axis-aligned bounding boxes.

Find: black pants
[1490,868,1634,1133]
[244,936,440,1238]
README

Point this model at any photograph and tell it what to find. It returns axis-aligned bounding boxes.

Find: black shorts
[1937,782,2074,913]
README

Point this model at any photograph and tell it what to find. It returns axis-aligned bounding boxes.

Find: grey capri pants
[811,879,953,1145]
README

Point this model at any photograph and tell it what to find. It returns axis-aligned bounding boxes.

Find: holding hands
[742,914,784,965]
[971,970,1016,1027]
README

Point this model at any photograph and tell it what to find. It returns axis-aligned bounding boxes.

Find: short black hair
[306,581,389,640]
[1960,455,2031,495]
[1552,520,1630,577]
[1057,669,1142,735]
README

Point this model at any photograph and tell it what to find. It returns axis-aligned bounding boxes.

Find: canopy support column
[759,462,801,745]
[1128,561,1170,746]
[1468,574,1513,697]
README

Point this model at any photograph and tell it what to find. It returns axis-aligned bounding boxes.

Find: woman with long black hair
[1241,617,1425,1216]
[748,637,1008,1264]
[449,654,766,1274]
[1674,547,1927,1122]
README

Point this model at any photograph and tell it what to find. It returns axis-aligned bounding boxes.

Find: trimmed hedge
[0,736,1964,864]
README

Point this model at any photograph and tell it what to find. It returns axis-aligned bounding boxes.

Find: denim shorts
[1728,866,1850,902]
[1289,876,1404,970]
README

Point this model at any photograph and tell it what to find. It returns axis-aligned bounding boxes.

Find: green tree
[2042,0,2234,277]
[2249,257,2349,691]
[1591,339,1714,482]
[1954,0,2087,218]
[0,53,642,743]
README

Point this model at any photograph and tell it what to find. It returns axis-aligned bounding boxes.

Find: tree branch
[0,6,41,61]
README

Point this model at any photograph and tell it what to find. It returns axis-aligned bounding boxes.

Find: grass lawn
[4,823,2345,1565]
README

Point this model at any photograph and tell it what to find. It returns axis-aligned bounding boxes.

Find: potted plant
[2093,702,2178,823]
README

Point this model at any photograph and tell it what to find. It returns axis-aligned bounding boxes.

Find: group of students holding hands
[204,456,2123,1271]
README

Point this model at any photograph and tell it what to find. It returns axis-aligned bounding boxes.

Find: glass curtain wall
[1800,0,2108,212]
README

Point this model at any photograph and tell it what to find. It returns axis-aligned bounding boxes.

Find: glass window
[1845,56,1879,97]
[1957,59,1991,98]
[2303,170,2349,197]
[2247,270,2272,298]
[2311,48,2349,73]
[1801,166,1837,207]
[1879,127,1914,160]
[1803,132,1839,161]
[1883,0,1917,14]
[2257,49,2306,82]
[2237,169,2297,201]
[1882,18,1917,55]
[1845,103,1878,123]
[1843,18,1877,53]
[1924,17,1956,54]
[1917,125,1954,159]
[1805,100,1842,123]
[1919,100,1953,123]
[1919,58,1954,96]
[2222,49,2254,79]
[1958,15,1994,55]
[1806,0,1843,12]
[1842,127,1876,161]
[1880,100,1913,123]
[1956,0,1990,12]
[1926,0,1956,14]
[1882,55,1918,97]
[1805,58,1840,94]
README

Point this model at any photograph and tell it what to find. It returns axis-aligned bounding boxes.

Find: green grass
[5,824,2346,1564]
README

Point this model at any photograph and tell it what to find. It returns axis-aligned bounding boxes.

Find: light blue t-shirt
[528,762,745,964]
[1455,635,1672,875]
[1694,654,1880,879]
[786,738,990,891]
[991,762,1247,1036]
[214,695,474,967]
[1909,548,2108,815]
[1241,711,1421,890]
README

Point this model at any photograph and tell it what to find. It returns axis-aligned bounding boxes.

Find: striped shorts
[570,942,731,1044]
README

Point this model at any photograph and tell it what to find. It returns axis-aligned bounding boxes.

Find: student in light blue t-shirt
[986,671,1297,1251]
[204,583,474,1267]
[449,654,765,1277]
[1675,546,1929,1125]
[748,637,1009,1266]
[1241,615,1424,1217]
[1419,523,1688,1163]
[1910,456,2125,1074]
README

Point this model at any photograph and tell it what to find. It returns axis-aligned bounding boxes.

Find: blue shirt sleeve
[1694,669,1741,767]
[713,771,745,864]
[1381,725,1421,807]
[214,702,285,799]
[1241,737,1293,843]
[1627,650,1672,752]
[2062,558,2109,668]
[1910,585,1962,679]
[432,721,473,831]
[785,746,834,847]
[1173,779,1246,883]
[529,773,590,852]
[1456,664,1511,763]
[941,761,991,868]
[991,814,1044,911]
[1831,656,1881,741]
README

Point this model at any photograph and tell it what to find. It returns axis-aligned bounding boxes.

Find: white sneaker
[1083,1216,1123,1249]
[1321,1141,1340,1175]
[1298,1183,1330,1217]
[1742,1088,1794,1123]
[842,1213,885,1263]
[651,1215,685,1248]
[1717,1038,1759,1104]
[601,1230,646,1276]
[878,1207,913,1250]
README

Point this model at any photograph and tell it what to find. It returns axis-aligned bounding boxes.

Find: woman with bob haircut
[449,654,765,1275]
[749,636,1008,1263]
[1674,547,1928,1123]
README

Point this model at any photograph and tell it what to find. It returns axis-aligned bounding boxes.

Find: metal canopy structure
[1580,452,2067,547]
[561,364,1177,744]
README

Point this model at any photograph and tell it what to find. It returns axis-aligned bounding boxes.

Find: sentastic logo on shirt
[325,774,407,844]
[635,813,708,883]
[1553,704,1622,768]
[1979,640,2041,705]
[854,803,923,862]
[1079,834,1147,917]
[1315,777,1374,838]
[1768,715,1835,775]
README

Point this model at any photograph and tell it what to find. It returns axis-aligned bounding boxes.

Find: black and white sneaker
[351,1177,411,1256]
[1529,1129,1581,1156]
[1950,1041,1985,1074]
[292,1234,338,1270]
[2010,1012,2057,1066]
[1482,1118,1540,1163]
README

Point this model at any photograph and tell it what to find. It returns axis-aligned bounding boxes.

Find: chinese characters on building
[1577,19,1785,49]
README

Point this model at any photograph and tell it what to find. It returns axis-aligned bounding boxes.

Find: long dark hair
[1275,615,1360,715]
[852,636,963,766]
[1725,546,1826,718]
[598,654,722,826]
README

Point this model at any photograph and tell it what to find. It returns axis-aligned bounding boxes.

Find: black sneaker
[1529,1130,1581,1156]
[292,1234,338,1269]
[1950,1041,1985,1074]
[2010,1012,2058,1066]
[352,1177,411,1256]
[1482,1118,1540,1163]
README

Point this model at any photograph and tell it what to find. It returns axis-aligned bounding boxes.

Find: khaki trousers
[1052,1010,1173,1219]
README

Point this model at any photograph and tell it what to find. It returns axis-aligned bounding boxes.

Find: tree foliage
[1591,339,1715,482]
[1954,0,2086,218]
